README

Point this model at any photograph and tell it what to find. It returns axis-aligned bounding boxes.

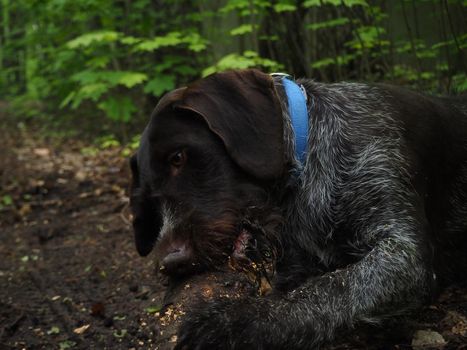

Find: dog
[130,69,467,349]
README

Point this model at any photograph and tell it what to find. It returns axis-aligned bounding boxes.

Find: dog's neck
[272,75,311,171]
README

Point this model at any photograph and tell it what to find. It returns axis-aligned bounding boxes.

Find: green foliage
[0,0,465,140]
[452,74,467,93]
[66,31,121,49]
[230,24,255,36]
[203,51,283,77]
[98,96,137,123]
[304,0,368,7]
[59,340,77,350]
[308,18,350,31]
[144,75,176,97]
[0,195,13,210]
[145,305,162,314]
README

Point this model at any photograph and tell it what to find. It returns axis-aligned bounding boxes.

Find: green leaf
[311,54,358,69]
[184,33,209,52]
[119,36,141,45]
[325,0,342,5]
[2,195,13,206]
[273,4,297,12]
[61,83,108,109]
[230,24,254,36]
[311,57,335,69]
[303,0,321,7]
[453,74,467,92]
[221,0,270,13]
[336,53,356,65]
[304,0,367,7]
[144,75,176,97]
[47,326,60,335]
[86,56,110,69]
[67,31,120,49]
[98,96,137,123]
[343,0,368,6]
[420,72,435,80]
[145,305,162,314]
[115,72,147,88]
[71,71,102,85]
[347,26,386,49]
[72,71,147,88]
[59,340,76,349]
[113,329,127,338]
[203,51,282,77]
[416,50,436,59]
[436,63,449,72]
[203,54,256,76]
[77,83,109,101]
[393,65,418,81]
[308,18,349,31]
[135,32,183,52]
[173,65,197,76]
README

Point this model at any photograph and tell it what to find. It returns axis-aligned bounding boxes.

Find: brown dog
[130,69,467,349]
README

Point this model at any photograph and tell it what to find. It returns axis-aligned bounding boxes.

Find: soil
[1,113,466,349]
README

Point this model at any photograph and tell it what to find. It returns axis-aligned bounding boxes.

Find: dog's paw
[174,298,262,350]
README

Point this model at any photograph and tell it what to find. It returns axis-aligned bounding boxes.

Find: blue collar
[273,74,309,164]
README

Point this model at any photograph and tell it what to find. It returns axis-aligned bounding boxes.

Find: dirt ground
[1,113,466,349]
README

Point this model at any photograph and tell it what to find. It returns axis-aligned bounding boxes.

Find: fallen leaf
[47,326,60,335]
[18,203,32,217]
[113,329,127,338]
[59,340,76,349]
[33,148,50,157]
[73,324,90,334]
[75,171,87,182]
[146,305,162,314]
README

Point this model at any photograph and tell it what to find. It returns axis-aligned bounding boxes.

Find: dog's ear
[129,88,188,256]
[129,154,162,256]
[176,69,285,179]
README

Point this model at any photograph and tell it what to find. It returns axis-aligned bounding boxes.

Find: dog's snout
[159,242,193,274]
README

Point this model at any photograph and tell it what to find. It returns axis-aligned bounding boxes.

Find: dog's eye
[168,150,186,168]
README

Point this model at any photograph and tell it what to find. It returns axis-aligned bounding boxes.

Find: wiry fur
[174,78,467,349]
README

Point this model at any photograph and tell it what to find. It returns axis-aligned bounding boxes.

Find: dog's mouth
[155,209,281,277]
[155,226,255,276]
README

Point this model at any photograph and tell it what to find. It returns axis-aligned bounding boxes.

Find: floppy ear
[175,69,285,179]
[129,154,162,257]
[129,88,188,256]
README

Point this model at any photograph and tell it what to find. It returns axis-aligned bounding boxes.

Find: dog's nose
[160,243,192,274]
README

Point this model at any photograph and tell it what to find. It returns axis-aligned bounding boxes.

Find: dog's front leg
[175,227,434,350]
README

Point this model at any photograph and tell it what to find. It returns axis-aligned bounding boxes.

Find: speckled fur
[175,79,467,349]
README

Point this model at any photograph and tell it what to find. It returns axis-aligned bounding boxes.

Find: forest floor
[1,109,467,349]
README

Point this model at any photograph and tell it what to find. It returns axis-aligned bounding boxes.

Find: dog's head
[130,69,285,275]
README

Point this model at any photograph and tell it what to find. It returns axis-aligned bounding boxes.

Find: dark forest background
[1,0,466,143]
